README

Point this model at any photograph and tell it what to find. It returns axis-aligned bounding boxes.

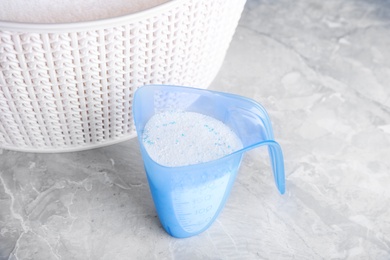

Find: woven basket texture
[0,0,246,152]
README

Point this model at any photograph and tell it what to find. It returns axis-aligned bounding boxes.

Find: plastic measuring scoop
[133,85,285,238]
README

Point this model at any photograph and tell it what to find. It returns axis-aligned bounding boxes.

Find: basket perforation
[0,88,23,146]
[69,33,89,144]
[94,29,112,141]
[43,34,73,147]
[4,70,36,145]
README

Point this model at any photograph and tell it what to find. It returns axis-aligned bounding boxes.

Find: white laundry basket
[0,0,246,152]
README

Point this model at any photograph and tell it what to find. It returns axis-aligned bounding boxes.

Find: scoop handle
[267,140,285,194]
[242,140,285,194]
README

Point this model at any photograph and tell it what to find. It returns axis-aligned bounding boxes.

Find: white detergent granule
[142,111,243,167]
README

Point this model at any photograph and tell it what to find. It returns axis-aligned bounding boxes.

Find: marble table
[1,0,390,259]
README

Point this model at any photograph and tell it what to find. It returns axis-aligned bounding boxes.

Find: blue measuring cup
[133,85,285,238]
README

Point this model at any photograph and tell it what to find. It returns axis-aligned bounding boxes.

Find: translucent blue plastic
[133,85,285,238]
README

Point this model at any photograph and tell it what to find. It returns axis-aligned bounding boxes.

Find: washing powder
[142,111,243,167]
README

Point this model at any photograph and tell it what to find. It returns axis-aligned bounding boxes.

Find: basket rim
[0,0,181,32]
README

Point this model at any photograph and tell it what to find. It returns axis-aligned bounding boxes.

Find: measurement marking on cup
[195,205,213,215]
[172,173,231,233]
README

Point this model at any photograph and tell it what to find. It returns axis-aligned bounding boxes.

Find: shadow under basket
[0,0,246,153]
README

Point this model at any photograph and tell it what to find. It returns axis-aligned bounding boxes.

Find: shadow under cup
[133,85,285,238]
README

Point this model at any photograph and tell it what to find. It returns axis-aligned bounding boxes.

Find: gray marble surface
[1,0,390,259]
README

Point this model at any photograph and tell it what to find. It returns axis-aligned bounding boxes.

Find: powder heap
[142,111,243,167]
